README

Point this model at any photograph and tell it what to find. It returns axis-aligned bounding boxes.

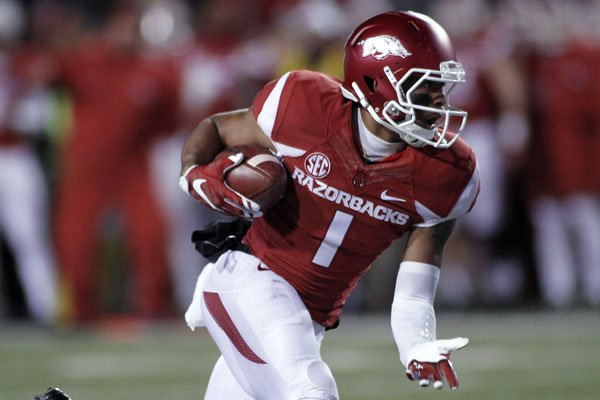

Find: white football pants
[186,250,338,400]
[0,145,58,323]
[531,195,600,307]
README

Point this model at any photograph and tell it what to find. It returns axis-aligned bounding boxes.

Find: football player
[180,11,479,400]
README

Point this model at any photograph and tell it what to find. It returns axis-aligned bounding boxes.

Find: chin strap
[350,82,371,109]
[397,119,436,148]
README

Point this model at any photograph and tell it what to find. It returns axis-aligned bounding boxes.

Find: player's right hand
[404,337,469,390]
[179,152,262,219]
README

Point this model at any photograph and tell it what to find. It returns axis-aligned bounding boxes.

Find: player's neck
[357,108,406,162]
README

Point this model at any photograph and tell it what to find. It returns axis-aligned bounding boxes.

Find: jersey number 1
[312,210,353,268]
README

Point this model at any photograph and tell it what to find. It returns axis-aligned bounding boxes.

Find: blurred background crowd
[1,0,599,328]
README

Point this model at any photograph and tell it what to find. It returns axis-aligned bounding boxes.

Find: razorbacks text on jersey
[245,70,479,328]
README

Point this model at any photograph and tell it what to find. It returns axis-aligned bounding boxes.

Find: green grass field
[2,310,599,400]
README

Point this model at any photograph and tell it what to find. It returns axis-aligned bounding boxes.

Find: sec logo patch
[305,152,331,178]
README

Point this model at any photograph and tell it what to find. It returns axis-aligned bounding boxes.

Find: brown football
[222,144,287,211]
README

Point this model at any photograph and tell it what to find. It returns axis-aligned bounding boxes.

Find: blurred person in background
[270,0,348,78]
[43,0,180,324]
[504,0,600,308]
[0,0,58,325]
[149,0,260,312]
[428,0,530,307]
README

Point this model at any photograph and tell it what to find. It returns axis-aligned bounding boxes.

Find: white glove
[405,337,469,390]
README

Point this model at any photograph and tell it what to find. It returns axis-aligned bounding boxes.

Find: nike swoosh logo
[192,179,220,211]
[257,265,270,271]
[380,189,406,203]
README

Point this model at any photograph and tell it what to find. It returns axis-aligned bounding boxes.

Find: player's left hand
[404,337,469,390]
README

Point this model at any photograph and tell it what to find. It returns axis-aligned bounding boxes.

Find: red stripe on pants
[203,291,266,364]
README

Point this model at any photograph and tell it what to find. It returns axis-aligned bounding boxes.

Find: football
[222,144,287,211]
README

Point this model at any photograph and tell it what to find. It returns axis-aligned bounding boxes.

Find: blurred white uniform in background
[0,0,58,323]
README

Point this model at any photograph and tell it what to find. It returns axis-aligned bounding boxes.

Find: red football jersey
[246,70,479,327]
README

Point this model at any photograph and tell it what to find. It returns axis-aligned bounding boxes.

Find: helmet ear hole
[363,75,377,93]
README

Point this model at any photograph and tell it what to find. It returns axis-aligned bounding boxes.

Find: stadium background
[0,0,599,398]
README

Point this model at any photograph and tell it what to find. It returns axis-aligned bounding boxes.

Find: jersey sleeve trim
[447,160,480,218]
[414,161,480,227]
[256,71,291,139]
